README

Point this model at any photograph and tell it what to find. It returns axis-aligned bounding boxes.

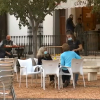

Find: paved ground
[9,74,100,99]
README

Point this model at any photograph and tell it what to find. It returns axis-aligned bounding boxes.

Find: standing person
[74,18,84,43]
[0,35,16,58]
[66,30,83,55]
[66,14,75,33]
[66,30,83,84]
[37,47,55,86]
[60,43,81,87]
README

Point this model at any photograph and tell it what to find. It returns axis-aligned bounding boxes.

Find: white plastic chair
[34,58,38,65]
[33,58,42,87]
[42,60,60,90]
[18,58,42,88]
[60,59,85,88]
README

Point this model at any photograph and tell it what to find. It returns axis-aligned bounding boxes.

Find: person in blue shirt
[60,43,81,87]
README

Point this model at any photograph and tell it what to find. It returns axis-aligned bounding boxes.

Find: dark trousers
[49,75,54,81]
[0,52,5,58]
[75,74,79,83]
[62,69,71,83]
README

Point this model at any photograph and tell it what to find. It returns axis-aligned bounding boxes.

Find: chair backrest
[0,64,14,91]
[18,58,33,75]
[71,59,83,75]
[42,60,59,76]
[34,58,38,65]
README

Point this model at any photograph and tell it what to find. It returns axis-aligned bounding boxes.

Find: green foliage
[0,0,66,28]
[88,0,100,13]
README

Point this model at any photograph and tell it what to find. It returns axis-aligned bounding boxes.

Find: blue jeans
[75,74,79,83]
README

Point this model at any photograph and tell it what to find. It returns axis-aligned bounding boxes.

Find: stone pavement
[6,74,100,99]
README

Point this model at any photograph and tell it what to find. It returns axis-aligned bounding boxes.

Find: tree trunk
[32,27,37,58]
[30,19,39,58]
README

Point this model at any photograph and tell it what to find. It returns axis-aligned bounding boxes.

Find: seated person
[37,47,54,85]
[60,43,81,87]
[0,35,16,58]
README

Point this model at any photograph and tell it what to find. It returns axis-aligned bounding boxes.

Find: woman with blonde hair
[37,47,47,58]
[37,47,54,85]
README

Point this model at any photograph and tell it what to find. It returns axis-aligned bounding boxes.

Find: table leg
[54,48,55,56]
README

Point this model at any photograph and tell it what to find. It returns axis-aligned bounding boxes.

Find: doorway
[59,9,66,45]
[82,7,96,31]
[0,13,7,41]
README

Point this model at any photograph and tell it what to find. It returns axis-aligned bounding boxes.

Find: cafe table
[4,45,24,59]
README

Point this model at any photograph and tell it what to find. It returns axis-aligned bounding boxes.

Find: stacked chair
[0,58,16,100]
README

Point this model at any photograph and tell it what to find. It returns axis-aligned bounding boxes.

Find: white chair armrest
[20,66,26,68]
[32,65,42,72]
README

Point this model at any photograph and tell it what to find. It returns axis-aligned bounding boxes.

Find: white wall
[43,14,53,35]
[7,14,27,36]
[8,14,53,36]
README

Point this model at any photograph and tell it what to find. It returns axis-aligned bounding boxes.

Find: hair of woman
[37,47,47,58]
[66,30,76,41]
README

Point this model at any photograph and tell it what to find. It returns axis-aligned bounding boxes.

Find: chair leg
[72,73,75,88]
[41,73,42,88]
[31,75,33,86]
[26,75,28,88]
[14,58,18,82]
[11,87,16,100]
[55,75,56,88]
[60,75,63,89]
[43,77,45,90]
[1,82,5,100]
[58,76,60,90]
[16,71,18,82]
[59,75,62,89]
[82,75,86,87]
[36,74,37,86]
[19,74,21,87]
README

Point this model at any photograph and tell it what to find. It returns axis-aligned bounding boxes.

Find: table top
[46,46,62,48]
[4,45,24,48]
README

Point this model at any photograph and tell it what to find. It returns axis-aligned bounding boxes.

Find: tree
[88,0,100,13]
[0,0,66,57]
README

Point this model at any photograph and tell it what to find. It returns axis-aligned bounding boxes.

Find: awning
[55,0,88,9]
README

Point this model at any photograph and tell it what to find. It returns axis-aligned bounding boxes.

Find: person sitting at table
[0,35,16,58]
[60,43,81,87]
[37,47,55,86]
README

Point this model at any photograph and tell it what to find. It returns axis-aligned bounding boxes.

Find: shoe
[65,80,70,86]
[63,82,68,88]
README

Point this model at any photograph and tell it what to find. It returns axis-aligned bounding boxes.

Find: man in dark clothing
[66,14,75,33]
[75,18,84,38]
[74,18,84,48]
[0,35,16,58]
